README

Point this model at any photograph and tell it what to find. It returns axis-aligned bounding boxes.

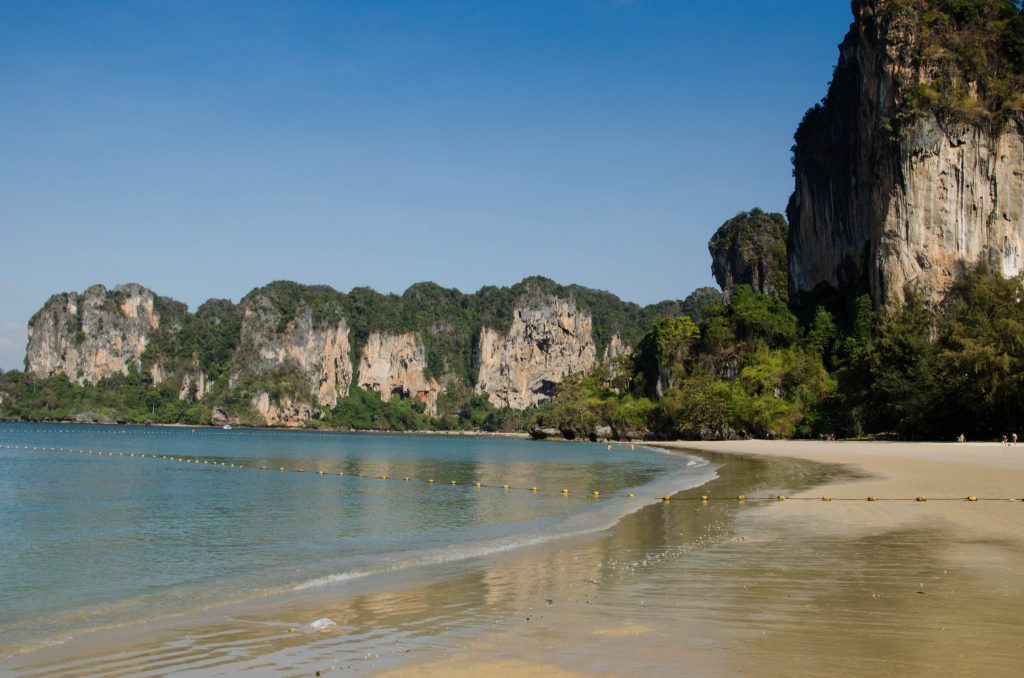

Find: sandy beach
[378,440,1024,677]
[6,439,1024,676]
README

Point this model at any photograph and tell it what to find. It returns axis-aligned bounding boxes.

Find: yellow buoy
[280,467,285,471]
[627,493,634,497]
[592,490,600,497]
[822,495,832,502]
[700,495,709,501]
[916,496,927,502]
[531,486,538,492]
[451,480,457,485]
[777,495,787,501]
[867,496,878,502]
[381,475,388,480]
[561,488,569,494]
[967,495,978,502]
[474,482,481,488]
[737,495,746,501]
[428,479,434,483]
[503,484,510,490]
[662,496,671,502]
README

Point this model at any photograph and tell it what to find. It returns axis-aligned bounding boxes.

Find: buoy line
[2,443,1021,503]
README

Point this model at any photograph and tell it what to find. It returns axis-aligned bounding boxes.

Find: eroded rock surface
[476,297,598,409]
[788,0,1024,306]
[357,332,440,415]
[27,284,160,384]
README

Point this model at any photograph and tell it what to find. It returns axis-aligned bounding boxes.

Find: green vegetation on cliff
[5,276,691,430]
[539,264,1024,442]
[708,209,788,300]
[821,0,1024,129]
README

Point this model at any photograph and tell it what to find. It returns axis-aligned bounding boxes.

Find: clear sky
[0,1,853,371]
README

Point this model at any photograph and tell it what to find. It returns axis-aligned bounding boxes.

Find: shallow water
[0,422,714,660]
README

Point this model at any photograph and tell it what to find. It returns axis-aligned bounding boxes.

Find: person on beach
[1013,433,1018,445]
[1003,435,1008,446]
[958,433,966,443]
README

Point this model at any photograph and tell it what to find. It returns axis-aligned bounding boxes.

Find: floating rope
[1,443,1021,504]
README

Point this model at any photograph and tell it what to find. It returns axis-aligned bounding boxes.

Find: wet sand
[6,441,1024,676]
[378,441,1024,677]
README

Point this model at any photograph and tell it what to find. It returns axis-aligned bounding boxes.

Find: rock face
[251,391,321,428]
[21,278,695,425]
[602,334,630,361]
[238,294,352,417]
[476,297,598,409]
[709,209,788,301]
[357,332,440,415]
[178,371,213,402]
[788,0,1024,307]
[26,284,160,384]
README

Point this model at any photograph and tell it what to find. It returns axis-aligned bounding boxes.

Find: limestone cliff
[357,332,440,415]
[251,391,321,428]
[178,371,213,402]
[789,0,1024,307]
[709,209,788,301]
[26,284,160,384]
[237,293,352,424]
[602,334,630,361]
[476,297,598,409]
[20,278,692,424]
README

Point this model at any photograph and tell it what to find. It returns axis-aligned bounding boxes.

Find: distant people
[1003,435,1009,446]
[958,433,966,443]
[1013,433,1018,445]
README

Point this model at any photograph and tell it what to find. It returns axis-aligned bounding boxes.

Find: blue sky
[0,1,852,370]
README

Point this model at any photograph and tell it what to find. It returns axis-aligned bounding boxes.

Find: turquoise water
[0,422,713,658]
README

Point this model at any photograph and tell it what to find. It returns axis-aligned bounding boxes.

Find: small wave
[290,462,717,595]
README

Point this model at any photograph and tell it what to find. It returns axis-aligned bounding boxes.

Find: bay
[0,422,714,659]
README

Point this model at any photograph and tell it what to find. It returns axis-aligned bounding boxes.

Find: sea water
[0,422,715,659]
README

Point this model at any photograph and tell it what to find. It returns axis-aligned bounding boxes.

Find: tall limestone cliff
[26,284,161,384]
[476,297,598,409]
[357,332,440,415]
[18,278,689,426]
[789,0,1024,307]
[236,291,352,425]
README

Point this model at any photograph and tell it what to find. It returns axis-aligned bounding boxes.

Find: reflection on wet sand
[9,449,1024,676]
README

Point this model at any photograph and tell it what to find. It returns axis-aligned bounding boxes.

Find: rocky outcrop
[602,334,630,361]
[239,295,352,415]
[357,332,440,415]
[476,297,598,409]
[788,0,1024,307]
[21,278,697,423]
[178,371,213,402]
[251,391,321,428]
[26,284,160,384]
[709,209,788,301]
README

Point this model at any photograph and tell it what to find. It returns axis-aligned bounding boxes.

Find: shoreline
[379,439,1024,677]
[6,439,1024,675]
